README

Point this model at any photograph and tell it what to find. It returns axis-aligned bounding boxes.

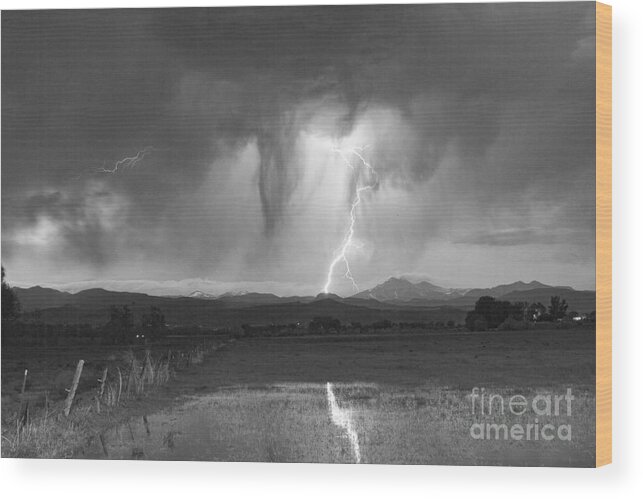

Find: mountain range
[347,277,595,312]
[12,277,595,328]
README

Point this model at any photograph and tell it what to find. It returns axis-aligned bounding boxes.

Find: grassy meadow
[1,338,227,457]
[73,328,595,466]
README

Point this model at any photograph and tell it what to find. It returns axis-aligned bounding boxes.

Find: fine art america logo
[469,388,574,441]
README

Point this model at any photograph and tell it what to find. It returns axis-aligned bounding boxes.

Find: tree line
[464,294,592,331]
[1,266,20,321]
[2,265,169,345]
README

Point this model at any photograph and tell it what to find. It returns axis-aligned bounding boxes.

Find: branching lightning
[323,146,379,294]
[98,146,154,174]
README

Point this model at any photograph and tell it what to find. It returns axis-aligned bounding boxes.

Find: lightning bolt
[98,146,154,174]
[323,146,379,294]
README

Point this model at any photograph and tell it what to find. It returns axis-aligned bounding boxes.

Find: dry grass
[83,383,595,466]
[1,342,223,458]
[78,329,595,465]
[4,330,595,464]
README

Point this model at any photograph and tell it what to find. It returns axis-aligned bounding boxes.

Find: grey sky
[1,3,596,295]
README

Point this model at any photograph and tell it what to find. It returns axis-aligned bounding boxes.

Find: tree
[1,266,21,321]
[526,302,546,321]
[466,296,530,330]
[472,296,512,328]
[141,306,166,340]
[465,311,488,331]
[548,296,569,320]
[512,302,530,321]
[106,305,134,343]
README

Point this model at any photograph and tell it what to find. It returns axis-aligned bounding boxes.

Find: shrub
[465,312,488,331]
[372,319,393,330]
[308,316,341,332]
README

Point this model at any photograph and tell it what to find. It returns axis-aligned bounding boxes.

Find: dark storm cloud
[145,3,595,228]
[455,228,586,247]
[1,3,596,287]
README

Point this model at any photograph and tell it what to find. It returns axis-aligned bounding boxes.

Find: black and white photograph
[1,2,600,466]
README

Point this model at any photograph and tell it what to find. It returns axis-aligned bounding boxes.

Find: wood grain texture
[595,1,612,468]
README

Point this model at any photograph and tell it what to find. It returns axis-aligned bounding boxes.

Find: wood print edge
[595,0,612,468]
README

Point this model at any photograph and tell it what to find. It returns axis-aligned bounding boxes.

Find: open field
[2,328,595,464]
[85,382,594,466]
[1,337,224,418]
[1,336,230,457]
[90,328,595,465]
[204,328,595,389]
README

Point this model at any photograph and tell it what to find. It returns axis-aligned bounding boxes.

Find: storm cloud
[1,3,596,293]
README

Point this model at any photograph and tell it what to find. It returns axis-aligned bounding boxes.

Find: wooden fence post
[142,415,151,436]
[99,433,109,457]
[44,391,49,424]
[127,359,135,395]
[18,369,29,426]
[96,367,108,414]
[21,369,28,395]
[64,360,84,417]
[99,367,108,397]
[116,367,123,404]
